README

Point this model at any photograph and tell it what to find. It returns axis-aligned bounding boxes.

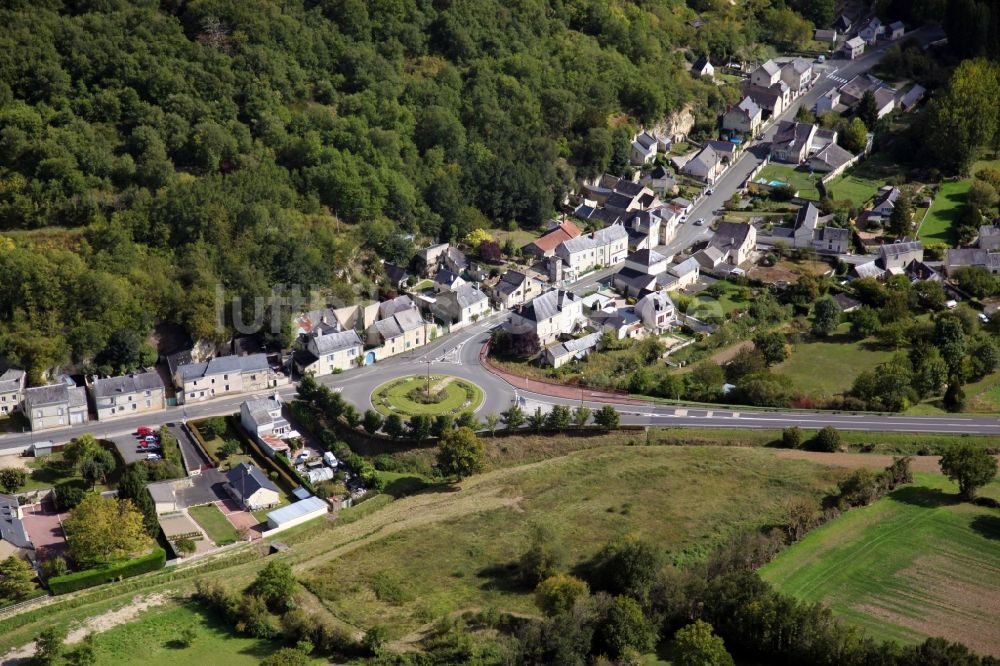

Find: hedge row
[186,421,221,467]
[48,548,167,595]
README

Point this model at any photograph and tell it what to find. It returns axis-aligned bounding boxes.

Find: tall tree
[672,620,736,666]
[63,495,151,566]
[436,427,485,481]
[887,195,914,238]
[939,444,997,499]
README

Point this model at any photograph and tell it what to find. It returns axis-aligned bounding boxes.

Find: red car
[136,426,154,437]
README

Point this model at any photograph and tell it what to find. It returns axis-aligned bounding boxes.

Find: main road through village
[2,27,982,451]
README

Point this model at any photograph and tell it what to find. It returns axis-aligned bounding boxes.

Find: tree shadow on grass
[970,514,1000,540]
[888,485,960,508]
[476,561,529,594]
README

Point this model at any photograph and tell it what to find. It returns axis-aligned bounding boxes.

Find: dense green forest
[0,0,740,381]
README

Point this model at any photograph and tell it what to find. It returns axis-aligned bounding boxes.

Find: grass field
[907,366,1000,415]
[87,600,294,665]
[189,505,239,546]
[759,164,822,200]
[920,158,1000,247]
[761,473,1000,656]
[774,332,895,397]
[824,172,881,207]
[301,446,843,637]
[371,374,484,416]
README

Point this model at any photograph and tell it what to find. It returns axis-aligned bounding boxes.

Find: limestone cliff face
[653,105,695,141]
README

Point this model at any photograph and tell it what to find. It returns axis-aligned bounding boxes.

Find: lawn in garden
[188,504,239,546]
[758,164,822,200]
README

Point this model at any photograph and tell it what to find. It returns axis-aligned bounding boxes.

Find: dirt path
[710,340,754,365]
[775,450,948,472]
[0,593,168,665]
[0,454,30,471]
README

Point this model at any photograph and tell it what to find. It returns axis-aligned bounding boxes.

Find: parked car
[694,218,705,226]
[136,426,154,437]
[705,188,714,195]
[294,452,309,464]
[145,453,161,461]
[144,435,159,444]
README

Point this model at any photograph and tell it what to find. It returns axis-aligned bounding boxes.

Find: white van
[323,451,338,468]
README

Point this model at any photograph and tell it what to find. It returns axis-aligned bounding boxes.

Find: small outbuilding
[266,496,328,531]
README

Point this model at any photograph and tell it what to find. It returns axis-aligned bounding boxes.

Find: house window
[224,374,229,380]
[131,403,137,410]
[224,385,230,391]
[146,400,151,408]
[57,407,64,416]
[250,374,256,380]
[145,390,151,396]
[35,410,41,418]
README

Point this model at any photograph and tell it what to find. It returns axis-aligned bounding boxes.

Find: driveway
[22,502,68,560]
[174,468,229,508]
[168,422,213,473]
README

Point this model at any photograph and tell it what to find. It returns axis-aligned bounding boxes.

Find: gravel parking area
[110,433,156,465]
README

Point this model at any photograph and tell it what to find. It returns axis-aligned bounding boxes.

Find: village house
[176,354,275,405]
[297,329,364,376]
[807,143,857,178]
[366,308,428,359]
[867,186,902,226]
[681,144,725,184]
[814,28,838,43]
[604,181,659,213]
[612,249,671,297]
[873,88,896,119]
[416,242,451,276]
[91,372,165,422]
[843,36,865,59]
[814,88,841,115]
[834,15,852,32]
[382,262,410,290]
[661,257,701,291]
[630,131,659,165]
[431,283,490,328]
[643,165,678,196]
[722,96,763,136]
[944,248,1000,276]
[692,55,714,79]
[770,121,817,164]
[979,225,1000,251]
[780,58,814,94]
[490,270,545,310]
[750,60,782,88]
[635,291,675,333]
[591,223,630,266]
[709,222,757,266]
[433,267,465,292]
[0,494,32,561]
[887,20,905,40]
[838,74,883,107]
[523,219,582,258]
[545,332,603,368]
[226,462,281,511]
[24,383,88,431]
[859,17,883,44]
[508,289,585,346]
[0,369,25,416]
[899,84,926,112]
[790,203,852,254]
[240,395,292,457]
[443,246,467,275]
[879,240,924,272]
[589,308,643,340]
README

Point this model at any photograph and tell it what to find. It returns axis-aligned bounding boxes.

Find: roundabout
[371,374,485,417]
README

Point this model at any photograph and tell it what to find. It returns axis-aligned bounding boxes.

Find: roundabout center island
[371,374,485,417]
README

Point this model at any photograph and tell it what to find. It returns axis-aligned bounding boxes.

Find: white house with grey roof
[490,270,545,310]
[635,291,676,333]
[225,462,280,511]
[91,372,165,421]
[545,332,602,368]
[431,283,490,328]
[365,308,429,360]
[24,383,88,431]
[508,290,585,346]
[175,353,275,405]
[240,395,292,456]
[0,369,25,416]
[781,58,814,94]
[751,60,782,87]
[681,144,725,184]
[944,248,1000,276]
[878,240,924,272]
[298,329,363,376]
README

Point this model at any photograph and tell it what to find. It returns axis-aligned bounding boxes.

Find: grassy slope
[189,505,239,546]
[760,473,1000,655]
[774,333,895,397]
[300,446,842,637]
[920,159,1000,246]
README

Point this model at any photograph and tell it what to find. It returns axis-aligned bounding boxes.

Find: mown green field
[761,473,1000,656]
[824,172,881,207]
[372,375,484,417]
[920,158,1000,247]
[87,601,302,665]
[189,504,239,546]
[301,446,843,638]
[759,164,822,200]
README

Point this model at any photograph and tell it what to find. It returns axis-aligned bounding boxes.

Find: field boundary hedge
[48,548,167,595]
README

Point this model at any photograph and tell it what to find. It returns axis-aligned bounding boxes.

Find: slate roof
[515,290,578,323]
[165,349,193,378]
[592,223,629,244]
[548,332,602,361]
[735,96,761,118]
[561,235,598,254]
[874,186,901,209]
[496,270,528,297]
[834,15,852,31]
[785,57,813,75]
[178,353,270,382]
[0,495,31,549]
[945,248,1000,270]
[92,372,164,398]
[449,283,488,309]
[888,20,904,31]
[811,143,855,170]
[759,60,781,77]
[445,246,467,269]
[772,122,816,156]
[434,267,463,287]
[794,203,820,233]
[814,28,838,42]
[627,249,667,267]
[605,192,635,210]
[615,181,645,197]
[0,369,25,394]
[373,308,424,340]
[692,55,712,72]
[845,36,865,50]
[380,295,416,318]
[24,384,70,407]
[900,84,926,109]
[710,222,753,252]
[226,463,279,502]
[879,240,923,262]
[832,293,861,311]
[242,396,285,430]
[669,257,701,277]
[684,145,721,173]
[311,329,363,355]
[873,87,896,111]
[383,262,410,285]
[817,226,850,242]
